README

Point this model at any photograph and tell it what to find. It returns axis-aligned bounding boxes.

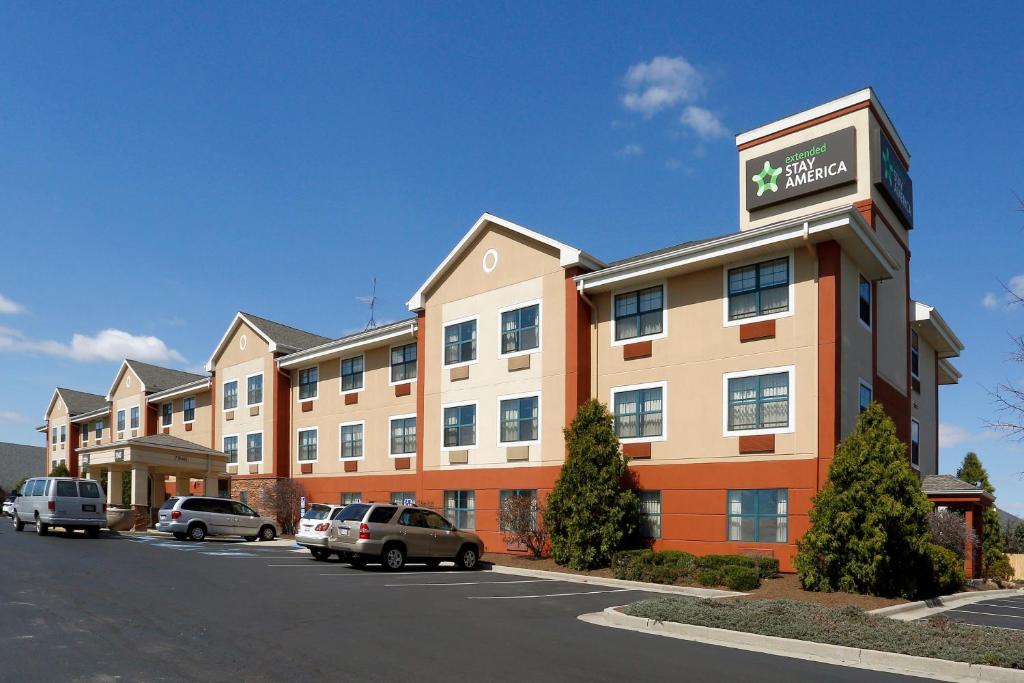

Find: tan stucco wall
[913,338,938,475]
[159,389,213,449]
[421,225,568,472]
[46,396,70,465]
[592,248,819,464]
[213,321,275,474]
[875,225,908,394]
[111,366,146,440]
[840,249,874,439]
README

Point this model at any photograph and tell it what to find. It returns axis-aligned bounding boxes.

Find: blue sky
[1,3,1022,507]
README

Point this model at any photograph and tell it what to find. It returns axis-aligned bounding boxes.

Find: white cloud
[0,410,28,424]
[981,275,1024,310]
[622,56,705,117]
[0,294,25,315]
[982,292,999,309]
[1008,274,1024,302]
[680,105,728,140]
[0,326,185,364]
[939,423,972,448]
[615,144,644,158]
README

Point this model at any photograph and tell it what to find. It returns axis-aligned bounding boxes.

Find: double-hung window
[183,397,196,423]
[501,303,540,355]
[223,435,238,464]
[248,374,263,405]
[443,404,476,448]
[161,402,172,426]
[859,276,872,327]
[612,385,664,440]
[614,286,664,341]
[911,419,920,468]
[859,380,872,414]
[499,396,539,443]
[297,428,317,461]
[639,491,662,539]
[117,410,126,432]
[246,432,263,463]
[299,367,318,400]
[341,356,363,392]
[727,257,790,321]
[444,319,476,365]
[911,331,920,392]
[95,420,102,439]
[130,406,139,430]
[726,369,791,433]
[51,427,57,448]
[390,343,417,383]
[223,380,238,410]
[81,424,89,444]
[390,416,416,455]
[60,425,66,443]
[727,489,788,543]
[444,490,475,530]
[340,423,364,459]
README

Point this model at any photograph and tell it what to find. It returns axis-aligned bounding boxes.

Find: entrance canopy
[78,433,228,478]
[922,474,994,580]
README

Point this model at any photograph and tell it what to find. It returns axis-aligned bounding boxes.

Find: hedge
[611,550,773,589]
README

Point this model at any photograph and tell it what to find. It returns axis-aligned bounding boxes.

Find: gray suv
[156,496,278,542]
[328,503,483,571]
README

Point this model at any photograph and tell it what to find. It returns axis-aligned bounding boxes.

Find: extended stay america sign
[746,127,857,211]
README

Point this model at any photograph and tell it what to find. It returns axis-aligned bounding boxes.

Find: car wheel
[13,513,24,532]
[311,548,331,561]
[86,526,100,539]
[456,544,479,570]
[36,518,49,536]
[382,544,406,571]
[173,532,188,541]
[258,525,276,542]
[243,536,258,542]
[188,523,207,542]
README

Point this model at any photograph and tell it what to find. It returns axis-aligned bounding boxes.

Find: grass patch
[624,597,1024,669]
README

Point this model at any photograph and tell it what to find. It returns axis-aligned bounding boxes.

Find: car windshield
[336,504,371,522]
[161,497,179,510]
[302,504,333,520]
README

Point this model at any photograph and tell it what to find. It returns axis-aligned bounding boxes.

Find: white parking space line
[949,608,1024,620]
[469,588,636,600]
[972,602,1024,611]
[318,571,452,576]
[384,579,552,587]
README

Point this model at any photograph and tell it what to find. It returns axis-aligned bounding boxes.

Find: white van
[11,477,107,537]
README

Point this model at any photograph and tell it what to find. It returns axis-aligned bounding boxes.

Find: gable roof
[405,213,605,311]
[105,359,207,400]
[921,474,994,501]
[205,312,332,370]
[78,432,227,459]
[278,317,418,369]
[44,387,107,420]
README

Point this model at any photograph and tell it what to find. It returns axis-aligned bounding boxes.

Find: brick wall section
[230,476,287,522]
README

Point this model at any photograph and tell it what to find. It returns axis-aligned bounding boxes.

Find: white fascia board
[70,407,111,424]
[205,312,276,372]
[913,301,964,358]
[146,379,212,404]
[278,322,417,369]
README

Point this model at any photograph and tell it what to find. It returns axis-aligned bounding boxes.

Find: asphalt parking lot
[0,525,932,682]
[939,594,1024,631]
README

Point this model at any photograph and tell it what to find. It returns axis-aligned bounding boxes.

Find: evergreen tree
[795,402,934,598]
[48,462,70,477]
[956,452,1007,574]
[546,399,639,570]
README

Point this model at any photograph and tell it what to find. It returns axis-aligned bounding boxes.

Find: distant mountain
[999,507,1023,529]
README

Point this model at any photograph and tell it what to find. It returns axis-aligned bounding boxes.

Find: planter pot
[106,507,135,531]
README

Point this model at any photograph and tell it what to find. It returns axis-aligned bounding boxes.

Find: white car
[295,503,347,560]
[2,495,16,517]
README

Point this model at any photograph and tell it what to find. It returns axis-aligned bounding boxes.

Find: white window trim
[388,413,417,458]
[246,372,265,408]
[388,342,418,387]
[495,391,542,447]
[858,378,873,413]
[182,396,197,425]
[297,364,321,402]
[339,354,366,395]
[610,381,668,443]
[496,299,543,359]
[296,426,319,463]
[161,401,173,427]
[223,433,240,464]
[244,430,264,464]
[339,420,366,461]
[611,281,669,347]
[222,379,240,412]
[858,274,872,333]
[440,399,480,452]
[910,332,920,381]
[722,251,796,328]
[441,314,480,370]
[116,408,127,433]
[722,365,796,437]
[129,404,141,430]
[910,418,921,471]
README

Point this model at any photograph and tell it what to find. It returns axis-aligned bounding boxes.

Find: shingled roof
[54,388,107,416]
[124,360,208,394]
[921,474,994,501]
[79,433,226,458]
[238,312,332,352]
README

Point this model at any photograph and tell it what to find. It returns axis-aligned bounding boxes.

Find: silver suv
[156,496,278,542]
[328,503,484,571]
[11,477,106,537]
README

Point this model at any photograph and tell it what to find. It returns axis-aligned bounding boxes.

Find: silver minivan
[11,477,107,537]
[156,496,278,542]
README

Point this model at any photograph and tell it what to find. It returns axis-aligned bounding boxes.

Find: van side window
[78,482,101,498]
[33,480,46,496]
[56,481,78,497]
[368,506,398,524]
[44,480,53,496]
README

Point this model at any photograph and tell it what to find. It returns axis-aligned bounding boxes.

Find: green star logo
[882,147,897,184]
[752,160,782,196]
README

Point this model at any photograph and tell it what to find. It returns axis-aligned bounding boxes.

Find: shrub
[925,543,965,595]
[697,569,722,587]
[795,403,934,598]
[697,554,757,570]
[928,508,974,558]
[611,550,654,581]
[546,400,638,570]
[984,554,1014,582]
[498,493,549,558]
[721,565,761,591]
[610,549,696,584]
[755,557,780,579]
[48,462,70,477]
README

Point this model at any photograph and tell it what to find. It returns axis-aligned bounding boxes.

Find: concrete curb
[579,606,1024,683]
[484,563,742,598]
[869,588,1024,621]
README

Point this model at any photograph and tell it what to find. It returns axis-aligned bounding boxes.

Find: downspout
[577,281,598,399]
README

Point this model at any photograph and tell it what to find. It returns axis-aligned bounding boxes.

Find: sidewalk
[869,588,1024,621]
[484,562,742,598]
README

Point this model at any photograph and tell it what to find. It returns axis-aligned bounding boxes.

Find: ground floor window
[639,490,662,539]
[223,435,238,464]
[390,491,416,506]
[499,489,538,531]
[444,490,475,530]
[727,489,787,543]
[340,492,362,506]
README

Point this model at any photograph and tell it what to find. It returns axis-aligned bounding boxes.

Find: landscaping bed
[625,597,1024,669]
[481,553,616,579]
[612,549,774,591]
[734,573,905,610]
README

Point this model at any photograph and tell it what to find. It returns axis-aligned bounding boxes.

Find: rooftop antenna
[358,278,378,331]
